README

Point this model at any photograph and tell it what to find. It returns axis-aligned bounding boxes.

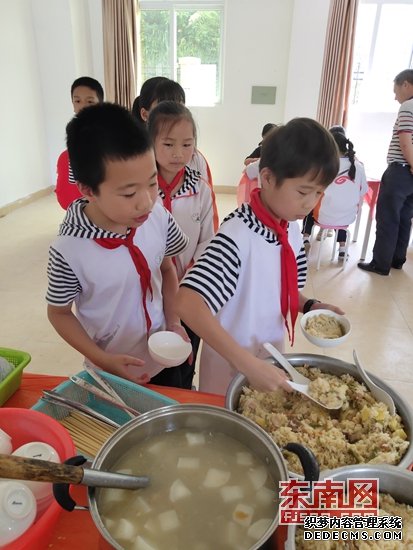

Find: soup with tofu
[98,429,276,550]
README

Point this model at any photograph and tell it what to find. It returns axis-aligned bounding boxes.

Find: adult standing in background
[358,69,413,276]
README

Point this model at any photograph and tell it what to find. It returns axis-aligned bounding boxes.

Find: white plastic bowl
[300,309,351,348]
[148,331,192,367]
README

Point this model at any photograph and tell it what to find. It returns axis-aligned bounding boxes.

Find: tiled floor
[1,192,413,403]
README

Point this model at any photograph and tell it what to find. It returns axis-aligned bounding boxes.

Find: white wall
[0,0,330,208]
[284,0,330,121]
[0,0,49,207]
[192,0,295,187]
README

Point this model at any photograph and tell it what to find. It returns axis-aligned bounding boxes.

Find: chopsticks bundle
[59,411,117,457]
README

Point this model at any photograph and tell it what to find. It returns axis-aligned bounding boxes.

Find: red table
[6,374,285,549]
[352,178,381,260]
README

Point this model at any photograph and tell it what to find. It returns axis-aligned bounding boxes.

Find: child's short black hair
[66,103,152,192]
[70,76,104,102]
[147,100,197,146]
[259,117,339,188]
[262,123,277,138]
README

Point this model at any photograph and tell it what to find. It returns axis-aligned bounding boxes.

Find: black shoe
[357,261,389,276]
[391,261,404,270]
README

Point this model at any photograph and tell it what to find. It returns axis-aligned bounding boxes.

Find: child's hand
[240,357,293,393]
[99,353,150,385]
[311,302,345,315]
[167,322,194,365]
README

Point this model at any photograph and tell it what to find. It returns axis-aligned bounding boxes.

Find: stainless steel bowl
[88,404,305,550]
[225,353,413,472]
[285,464,413,549]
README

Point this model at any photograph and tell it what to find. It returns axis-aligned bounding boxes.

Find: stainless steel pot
[83,404,317,550]
[225,353,413,473]
[285,464,413,549]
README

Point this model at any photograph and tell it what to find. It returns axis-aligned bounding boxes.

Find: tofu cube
[158,509,180,531]
[169,479,191,502]
[247,518,273,541]
[236,452,253,466]
[248,466,268,490]
[113,518,136,541]
[220,485,244,503]
[203,468,231,488]
[185,432,206,446]
[232,503,254,527]
[177,457,200,469]
[133,535,158,550]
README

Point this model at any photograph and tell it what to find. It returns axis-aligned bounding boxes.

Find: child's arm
[47,303,150,384]
[193,184,218,262]
[298,293,345,315]
[175,287,291,393]
[160,257,191,350]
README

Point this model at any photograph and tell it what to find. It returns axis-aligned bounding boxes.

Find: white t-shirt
[181,204,307,395]
[158,166,217,279]
[46,199,189,378]
[315,157,368,227]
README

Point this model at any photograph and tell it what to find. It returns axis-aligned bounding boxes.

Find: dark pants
[302,211,347,242]
[372,164,413,270]
[149,323,200,390]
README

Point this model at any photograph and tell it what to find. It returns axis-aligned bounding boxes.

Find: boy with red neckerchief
[176,118,344,396]
[47,103,191,388]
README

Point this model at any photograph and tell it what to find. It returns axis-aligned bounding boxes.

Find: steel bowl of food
[225,354,413,478]
[285,464,413,549]
[55,404,319,550]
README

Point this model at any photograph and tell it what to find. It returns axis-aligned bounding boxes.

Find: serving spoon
[352,350,396,416]
[263,342,343,410]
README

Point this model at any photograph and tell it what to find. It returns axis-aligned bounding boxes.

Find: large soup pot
[225,354,413,474]
[77,404,319,550]
[285,464,413,549]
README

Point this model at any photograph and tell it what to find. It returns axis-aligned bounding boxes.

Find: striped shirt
[182,204,307,314]
[47,199,188,306]
[387,98,413,164]
[158,165,218,279]
[180,203,306,394]
[46,199,189,378]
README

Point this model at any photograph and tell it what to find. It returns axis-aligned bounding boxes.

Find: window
[139,1,224,106]
[350,0,413,111]
[347,0,413,177]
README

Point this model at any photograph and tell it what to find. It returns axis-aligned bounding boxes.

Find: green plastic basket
[0,347,31,406]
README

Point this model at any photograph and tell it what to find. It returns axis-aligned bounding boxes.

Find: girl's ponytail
[346,139,356,180]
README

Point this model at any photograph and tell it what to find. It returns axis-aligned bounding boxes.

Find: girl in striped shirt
[148,101,218,387]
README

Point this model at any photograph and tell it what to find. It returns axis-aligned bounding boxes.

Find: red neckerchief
[157,168,185,212]
[249,188,299,345]
[94,228,153,333]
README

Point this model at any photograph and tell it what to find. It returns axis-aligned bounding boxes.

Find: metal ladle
[263,342,343,410]
[0,454,150,490]
[352,349,396,416]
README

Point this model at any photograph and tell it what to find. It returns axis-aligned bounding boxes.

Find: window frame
[139,0,225,106]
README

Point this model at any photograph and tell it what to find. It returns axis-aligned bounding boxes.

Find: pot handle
[283,443,320,482]
[53,455,89,512]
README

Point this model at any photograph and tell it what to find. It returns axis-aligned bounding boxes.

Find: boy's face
[72,86,101,114]
[80,151,158,234]
[154,119,195,178]
[260,168,325,222]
